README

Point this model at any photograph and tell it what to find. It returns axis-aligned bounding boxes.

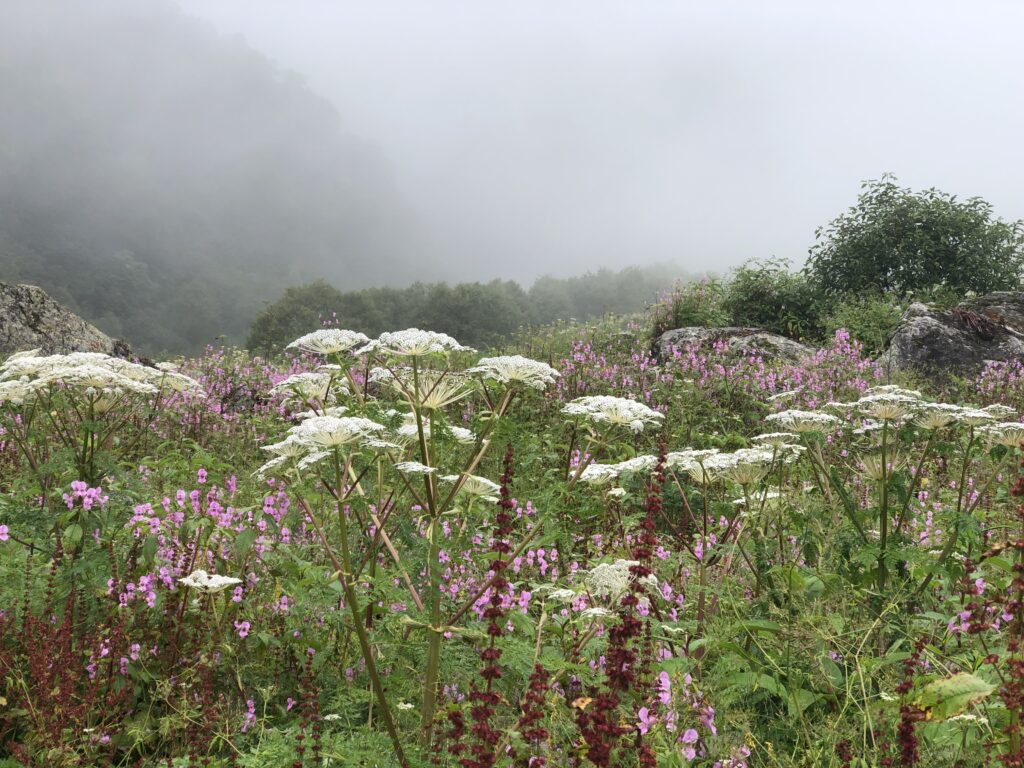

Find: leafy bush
[807,174,1024,299]
[822,291,906,355]
[649,277,729,339]
[722,258,823,340]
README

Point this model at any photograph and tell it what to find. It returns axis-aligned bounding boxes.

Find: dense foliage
[806,175,1024,300]
[247,265,685,352]
[2,309,1024,767]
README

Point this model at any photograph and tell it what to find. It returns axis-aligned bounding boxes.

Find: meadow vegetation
[1,289,1023,768]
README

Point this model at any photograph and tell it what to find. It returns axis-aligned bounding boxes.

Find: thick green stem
[877,422,889,596]
[300,482,407,766]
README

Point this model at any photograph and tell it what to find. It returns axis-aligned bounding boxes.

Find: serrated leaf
[914,673,996,721]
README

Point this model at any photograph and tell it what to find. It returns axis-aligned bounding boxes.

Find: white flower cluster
[0,349,202,404]
[467,355,559,390]
[287,329,370,355]
[764,409,840,433]
[178,570,242,593]
[291,415,385,448]
[978,421,1024,447]
[362,328,474,357]
[271,371,346,404]
[586,559,639,600]
[394,414,475,445]
[394,461,437,475]
[577,454,659,485]
[256,414,387,478]
[441,473,501,501]
[375,368,476,410]
[668,445,802,486]
[562,395,664,433]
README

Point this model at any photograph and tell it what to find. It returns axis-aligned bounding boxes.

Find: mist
[3,0,1024,352]
[176,0,1024,282]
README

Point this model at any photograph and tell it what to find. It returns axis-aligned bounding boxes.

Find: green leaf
[737,619,782,635]
[141,535,158,564]
[787,688,821,717]
[62,523,83,550]
[914,673,996,721]
[234,529,257,557]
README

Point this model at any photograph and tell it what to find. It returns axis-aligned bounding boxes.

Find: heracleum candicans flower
[178,570,242,593]
[362,328,474,357]
[394,461,436,475]
[914,403,963,430]
[562,395,664,433]
[467,355,560,390]
[287,329,370,355]
[982,403,1017,419]
[272,372,343,402]
[856,393,920,421]
[290,415,384,448]
[586,559,639,600]
[980,421,1024,447]
[764,409,840,433]
[752,432,801,447]
[958,408,995,427]
[440,473,501,501]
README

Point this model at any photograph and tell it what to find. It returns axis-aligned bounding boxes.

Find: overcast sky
[175,0,1024,283]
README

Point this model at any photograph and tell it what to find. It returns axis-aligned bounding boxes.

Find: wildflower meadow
[1,311,1022,768]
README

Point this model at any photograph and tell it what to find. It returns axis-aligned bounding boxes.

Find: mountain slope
[0,0,423,353]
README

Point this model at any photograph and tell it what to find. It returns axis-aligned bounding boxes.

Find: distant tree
[246,280,346,353]
[806,175,1024,299]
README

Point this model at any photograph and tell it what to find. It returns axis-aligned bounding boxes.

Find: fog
[177,0,1024,282]
[3,0,1024,352]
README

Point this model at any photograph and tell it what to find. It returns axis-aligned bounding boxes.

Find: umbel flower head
[467,355,560,390]
[715,446,778,487]
[441,473,502,502]
[271,371,344,403]
[752,432,801,447]
[394,414,475,444]
[982,403,1018,419]
[764,409,840,433]
[0,350,202,398]
[586,559,639,601]
[290,415,385,448]
[855,392,921,421]
[178,570,242,593]
[980,421,1024,447]
[362,328,474,357]
[287,329,370,356]
[378,367,476,411]
[562,395,664,433]
[914,403,963,430]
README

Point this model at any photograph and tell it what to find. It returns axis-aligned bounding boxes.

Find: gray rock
[882,295,1024,382]
[0,282,132,358]
[654,326,814,363]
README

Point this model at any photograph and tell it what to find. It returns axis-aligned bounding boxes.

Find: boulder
[0,282,131,358]
[653,326,814,363]
[882,294,1024,382]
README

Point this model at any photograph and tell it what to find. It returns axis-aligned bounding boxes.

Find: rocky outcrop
[654,326,814,363]
[0,282,131,358]
[882,293,1024,382]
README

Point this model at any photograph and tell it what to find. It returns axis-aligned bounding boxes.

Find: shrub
[649,277,729,339]
[722,258,823,340]
[807,174,1024,299]
[822,291,906,355]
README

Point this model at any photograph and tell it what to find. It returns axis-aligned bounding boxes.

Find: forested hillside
[0,1,420,354]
